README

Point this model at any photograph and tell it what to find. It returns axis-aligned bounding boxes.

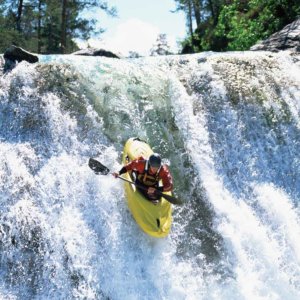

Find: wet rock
[72,47,121,59]
[0,55,4,72]
[4,45,39,63]
[3,45,38,72]
[250,18,300,52]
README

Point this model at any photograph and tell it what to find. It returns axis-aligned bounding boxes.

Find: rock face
[250,18,300,52]
[4,45,39,63]
[72,48,121,59]
[3,45,39,72]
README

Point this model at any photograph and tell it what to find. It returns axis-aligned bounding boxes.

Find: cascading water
[0,51,299,299]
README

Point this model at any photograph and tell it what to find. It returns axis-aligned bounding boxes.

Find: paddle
[88,158,183,205]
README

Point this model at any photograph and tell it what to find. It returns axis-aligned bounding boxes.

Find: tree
[61,0,67,53]
[58,0,117,54]
[150,34,173,56]
[193,0,201,27]
[173,0,194,39]
[186,0,194,40]
[16,0,23,32]
[37,0,44,53]
[0,0,117,54]
[215,0,300,51]
[173,0,300,52]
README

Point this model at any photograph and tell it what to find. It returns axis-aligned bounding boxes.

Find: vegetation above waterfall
[0,0,117,54]
[174,0,300,53]
[0,1,299,55]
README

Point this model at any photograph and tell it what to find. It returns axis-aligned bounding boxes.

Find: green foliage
[150,34,173,56]
[214,0,292,50]
[176,0,300,52]
[0,27,24,52]
[0,0,117,54]
[180,34,201,53]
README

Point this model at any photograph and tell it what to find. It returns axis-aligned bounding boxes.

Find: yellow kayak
[122,138,172,238]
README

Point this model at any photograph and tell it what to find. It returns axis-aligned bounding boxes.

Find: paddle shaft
[117,174,160,193]
[116,174,179,204]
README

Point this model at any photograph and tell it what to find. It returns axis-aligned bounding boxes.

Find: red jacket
[120,158,173,192]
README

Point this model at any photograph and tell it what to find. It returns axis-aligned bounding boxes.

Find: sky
[79,0,187,56]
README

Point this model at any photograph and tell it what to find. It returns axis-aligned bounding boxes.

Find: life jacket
[136,159,162,187]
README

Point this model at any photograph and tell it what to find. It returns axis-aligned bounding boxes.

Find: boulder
[72,48,121,59]
[3,45,38,72]
[0,55,4,72]
[4,45,39,63]
[250,18,300,52]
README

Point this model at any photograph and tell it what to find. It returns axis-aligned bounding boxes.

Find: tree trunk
[187,0,194,39]
[207,0,216,25]
[192,0,201,29]
[61,0,67,53]
[37,0,42,53]
[16,0,24,32]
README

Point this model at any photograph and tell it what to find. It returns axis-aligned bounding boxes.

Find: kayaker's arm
[112,159,143,178]
[119,166,127,175]
[112,166,126,178]
[159,165,173,192]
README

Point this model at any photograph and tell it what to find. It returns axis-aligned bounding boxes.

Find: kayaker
[112,153,173,200]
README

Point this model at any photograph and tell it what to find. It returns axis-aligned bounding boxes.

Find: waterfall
[0,51,299,299]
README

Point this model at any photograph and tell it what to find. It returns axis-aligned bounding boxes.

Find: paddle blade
[88,158,110,175]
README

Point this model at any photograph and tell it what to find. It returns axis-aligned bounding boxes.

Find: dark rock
[4,45,39,63]
[3,45,38,72]
[181,43,195,55]
[250,18,300,52]
[3,59,16,73]
[198,57,207,63]
[0,55,4,72]
[72,48,121,59]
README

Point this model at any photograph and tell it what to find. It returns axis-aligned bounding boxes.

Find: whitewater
[0,51,299,300]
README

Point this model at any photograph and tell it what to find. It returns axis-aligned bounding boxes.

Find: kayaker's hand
[147,187,156,194]
[112,172,119,178]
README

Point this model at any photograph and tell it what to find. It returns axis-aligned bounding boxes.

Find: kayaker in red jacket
[112,153,173,200]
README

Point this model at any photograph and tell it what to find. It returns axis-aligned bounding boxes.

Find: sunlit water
[0,51,299,299]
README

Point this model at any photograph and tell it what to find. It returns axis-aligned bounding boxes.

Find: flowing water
[0,51,299,299]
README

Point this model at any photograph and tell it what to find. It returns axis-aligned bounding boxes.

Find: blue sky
[80,0,187,56]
